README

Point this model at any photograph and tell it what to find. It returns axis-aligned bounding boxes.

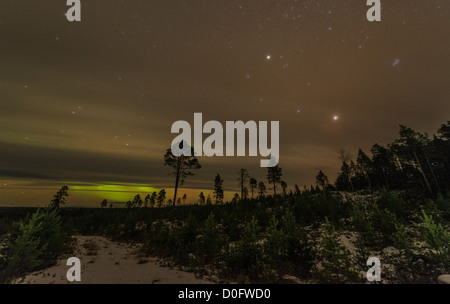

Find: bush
[353,235,371,273]
[224,216,265,281]
[372,205,400,247]
[376,190,408,218]
[318,217,359,283]
[0,207,70,283]
[264,216,289,270]
[1,211,45,281]
[436,194,450,214]
[350,203,377,246]
[279,210,315,276]
[167,214,199,263]
[312,192,350,225]
[351,200,405,250]
[144,220,170,254]
[197,213,225,264]
[423,199,440,219]
[419,210,450,269]
[37,208,70,261]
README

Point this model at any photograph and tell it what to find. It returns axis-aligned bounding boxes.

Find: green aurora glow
[70,183,161,203]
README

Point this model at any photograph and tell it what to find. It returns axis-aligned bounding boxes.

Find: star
[266,55,271,60]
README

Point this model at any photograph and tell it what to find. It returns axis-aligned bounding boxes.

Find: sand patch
[13,236,212,284]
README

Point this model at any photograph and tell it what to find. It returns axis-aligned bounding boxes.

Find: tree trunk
[424,151,441,194]
[173,158,181,207]
[273,179,277,196]
[413,166,426,192]
[382,168,389,190]
[414,149,433,196]
[241,172,244,200]
[365,172,372,189]
[274,171,278,196]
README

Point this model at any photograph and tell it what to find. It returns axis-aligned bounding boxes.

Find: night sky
[0,1,449,206]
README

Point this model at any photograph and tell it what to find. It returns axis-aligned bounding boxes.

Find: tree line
[102,121,450,208]
[332,122,450,197]
[110,141,287,208]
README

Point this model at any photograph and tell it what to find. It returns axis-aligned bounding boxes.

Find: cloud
[0,142,168,186]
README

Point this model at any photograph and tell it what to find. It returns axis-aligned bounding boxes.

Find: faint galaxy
[0,0,449,205]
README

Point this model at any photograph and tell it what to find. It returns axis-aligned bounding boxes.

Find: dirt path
[14,236,212,284]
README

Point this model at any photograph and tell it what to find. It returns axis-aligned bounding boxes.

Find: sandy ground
[13,236,212,284]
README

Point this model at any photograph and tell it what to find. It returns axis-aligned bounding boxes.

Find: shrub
[376,190,408,218]
[1,210,46,281]
[392,222,409,250]
[264,216,289,269]
[373,205,400,247]
[0,207,70,283]
[350,203,377,246]
[145,220,170,251]
[224,216,265,281]
[353,236,371,273]
[197,213,225,264]
[436,194,450,214]
[318,217,359,283]
[312,192,349,225]
[36,208,70,261]
[351,200,406,250]
[419,210,450,268]
[279,210,315,276]
[167,214,199,263]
